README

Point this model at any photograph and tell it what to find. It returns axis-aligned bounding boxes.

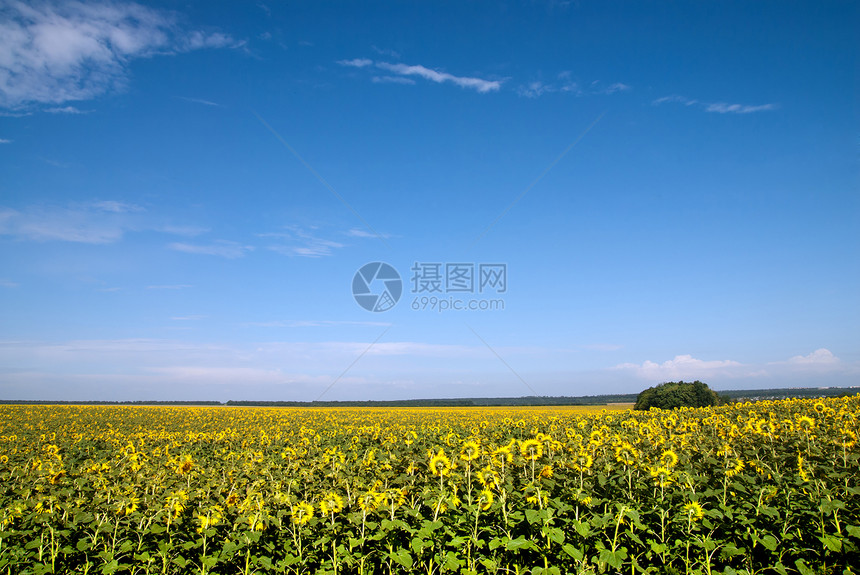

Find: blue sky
[0,0,857,401]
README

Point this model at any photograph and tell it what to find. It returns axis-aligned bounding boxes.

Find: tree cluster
[634,380,723,410]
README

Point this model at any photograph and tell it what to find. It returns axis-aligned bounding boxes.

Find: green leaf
[525,508,542,524]
[759,534,778,551]
[795,559,815,575]
[562,543,584,561]
[821,534,842,552]
[505,537,533,551]
[546,527,564,545]
[389,549,413,569]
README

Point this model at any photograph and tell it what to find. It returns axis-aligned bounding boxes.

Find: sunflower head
[292,501,314,526]
[319,492,344,515]
[520,439,543,461]
[460,441,481,462]
[429,450,452,476]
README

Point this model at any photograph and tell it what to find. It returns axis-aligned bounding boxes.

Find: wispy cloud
[377,62,502,92]
[372,76,415,85]
[653,95,698,106]
[44,106,91,114]
[371,46,400,59]
[0,279,19,288]
[177,96,222,107]
[169,240,253,259]
[0,0,241,109]
[244,320,391,328]
[594,82,631,95]
[0,203,135,243]
[653,95,777,114]
[338,58,502,93]
[785,348,840,366]
[91,200,143,213]
[583,343,623,351]
[0,201,211,244]
[146,284,192,290]
[345,227,390,239]
[0,139,12,144]
[338,58,373,68]
[518,81,559,98]
[517,75,629,98]
[261,226,347,258]
[171,315,206,321]
[705,102,777,114]
[614,354,744,381]
[156,224,208,237]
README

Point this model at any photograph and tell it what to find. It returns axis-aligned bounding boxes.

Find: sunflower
[176,455,194,475]
[659,449,679,469]
[196,505,224,533]
[429,450,452,476]
[649,465,674,485]
[796,416,815,433]
[520,439,543,461]
[477,466,500,490]
[357,491,380,513]
[614,442,638,466]
[478,489,494,511]
[682,501,704,522]
[491,443,514,467]
[460,441,481,462]
[572,450,593,472]
[292,501,314,526]
[724,457,745,478]
[319,492,344,515]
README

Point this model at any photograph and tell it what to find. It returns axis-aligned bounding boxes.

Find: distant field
[1,398,857,573]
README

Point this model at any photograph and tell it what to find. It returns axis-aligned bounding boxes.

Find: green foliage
[634,380,722,410]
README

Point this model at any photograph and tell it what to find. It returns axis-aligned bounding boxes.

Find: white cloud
[652,95,698,106]
[345,227,390,239]
[786,348,840,366]
[338,58,373,68]
[653,95,776,114]
[0,204,128,243]
[261,226,345,257]
[614,354,743,381]
[44,105,91,114]
[705,102,777,114]
[0,200,173,243]
[0,279,19,288]
[146,284,192,290]
[0,138,11,143]
[372,76,415,85]
[91,200,142,213]
[583,343,623,351]
[169,240,253,259]
[0,0,240,109]
[339,58,502,93]
[177,96,221,107]
[517,77,628,98]
[598,82,631,95]
[244,320,391,328]
[376,62,501,93]
[518,81,555,99]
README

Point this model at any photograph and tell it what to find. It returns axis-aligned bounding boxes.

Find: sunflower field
[1,396,858,574]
